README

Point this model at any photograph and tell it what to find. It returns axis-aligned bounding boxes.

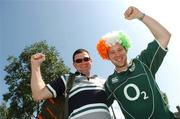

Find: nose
[114,51,121,57]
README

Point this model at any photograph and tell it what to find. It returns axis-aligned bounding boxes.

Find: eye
[83,57,90,62]
[118,49,122,52]
[109,51,115,54]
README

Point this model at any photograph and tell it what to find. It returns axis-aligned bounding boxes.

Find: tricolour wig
[96,31,131,60]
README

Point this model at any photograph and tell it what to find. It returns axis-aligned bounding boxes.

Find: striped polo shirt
[47,73,111,119]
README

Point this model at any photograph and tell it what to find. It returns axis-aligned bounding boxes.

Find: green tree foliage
[0,102,8,118]
[3,41,69,118]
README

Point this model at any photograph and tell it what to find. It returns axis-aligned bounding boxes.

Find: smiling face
[73,51,92,76]
[108,43,128,71]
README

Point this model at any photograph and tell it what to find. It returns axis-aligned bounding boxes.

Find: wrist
[31,64,41,70]
[138,13,145,21]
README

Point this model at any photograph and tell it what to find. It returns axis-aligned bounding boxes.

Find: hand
[124,6,143,20]
[31,53,45,67]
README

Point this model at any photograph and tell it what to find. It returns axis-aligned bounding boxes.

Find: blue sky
[1,0,180,118]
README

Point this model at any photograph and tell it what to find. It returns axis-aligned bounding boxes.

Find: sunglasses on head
[74,57,91,63]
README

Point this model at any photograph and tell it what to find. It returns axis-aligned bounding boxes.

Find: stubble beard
[114,57,128,72]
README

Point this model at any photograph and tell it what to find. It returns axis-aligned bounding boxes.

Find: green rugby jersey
[105,40,175,119]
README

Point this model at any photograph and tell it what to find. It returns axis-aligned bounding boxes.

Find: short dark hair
[72,49,90,62]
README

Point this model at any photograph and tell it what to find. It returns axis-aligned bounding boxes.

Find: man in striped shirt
[31,49,111,119]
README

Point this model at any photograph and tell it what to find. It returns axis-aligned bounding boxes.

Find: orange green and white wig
[96,31,131,60]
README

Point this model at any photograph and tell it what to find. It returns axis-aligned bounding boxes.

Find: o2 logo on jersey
[123,83,149,101]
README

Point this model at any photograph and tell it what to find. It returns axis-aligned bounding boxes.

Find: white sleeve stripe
[61,75,66,88]
[46,84,57,98]
[154,39,168,51]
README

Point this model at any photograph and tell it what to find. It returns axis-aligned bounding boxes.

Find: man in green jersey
[96,6,176,119]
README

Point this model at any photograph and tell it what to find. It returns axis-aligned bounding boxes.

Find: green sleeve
[138,40,167,76]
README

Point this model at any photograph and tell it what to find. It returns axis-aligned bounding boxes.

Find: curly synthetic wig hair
[96,31,131,60]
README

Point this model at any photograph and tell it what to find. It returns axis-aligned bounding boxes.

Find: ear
[90,58,92,62]
[88,58,92,64]
[107,52,110,60]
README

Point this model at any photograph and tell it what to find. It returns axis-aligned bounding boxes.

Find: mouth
[81,64,89,68]
[115,56,124,62]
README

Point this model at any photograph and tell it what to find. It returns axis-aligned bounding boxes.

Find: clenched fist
[31,53,45,67]
[124,6,144,20]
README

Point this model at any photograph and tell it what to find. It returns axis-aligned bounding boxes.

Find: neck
[115,64,128,73]
[84,72,90,77]
[77,71,90,77]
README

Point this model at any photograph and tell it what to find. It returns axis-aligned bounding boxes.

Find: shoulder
[93,75,106,84]
[107,72,116,80]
